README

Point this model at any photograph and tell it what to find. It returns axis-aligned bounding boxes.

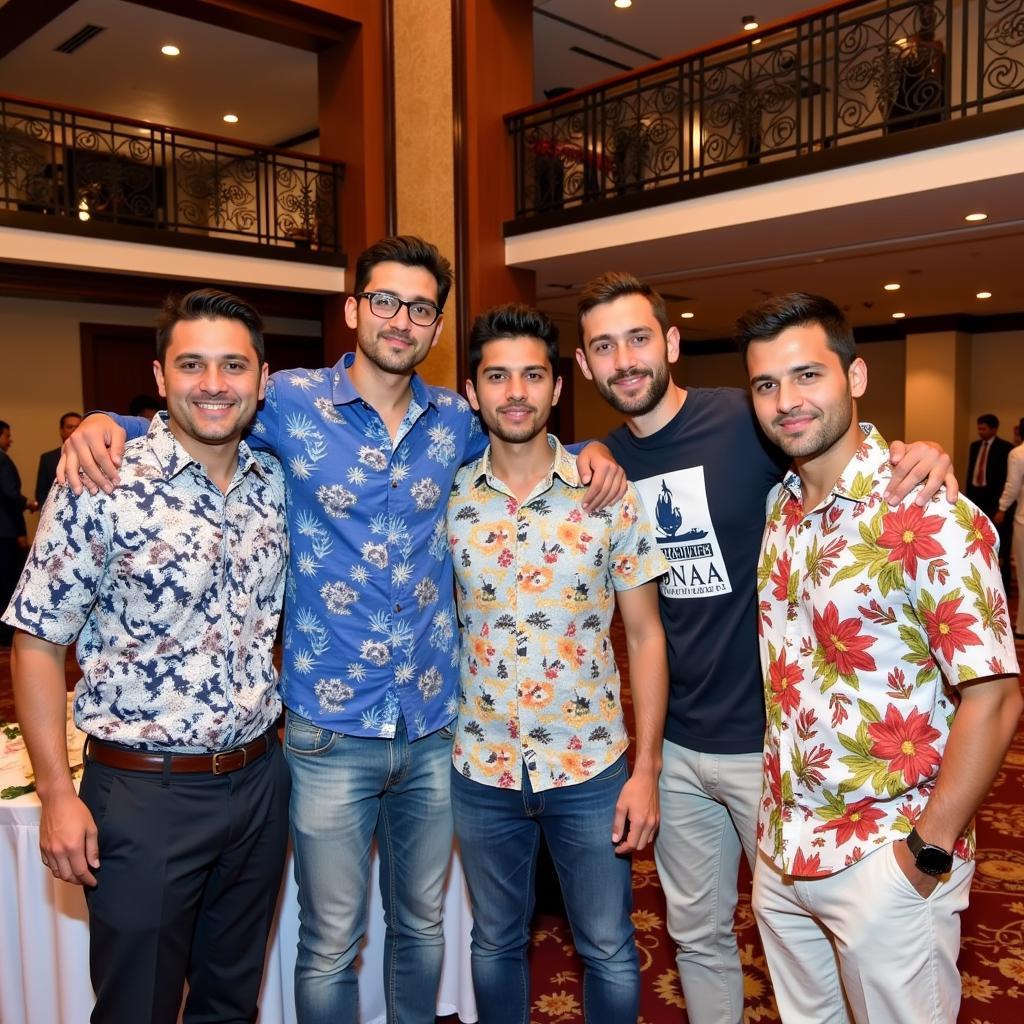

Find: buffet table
[0,704,477,1024]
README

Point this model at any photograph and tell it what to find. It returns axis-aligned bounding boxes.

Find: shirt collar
[329,351,434,411]
[781,423,888,505]
[146,412,267,483]
[472,434,582,491]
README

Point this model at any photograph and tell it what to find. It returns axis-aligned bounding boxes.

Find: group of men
[4,233,1020,1024]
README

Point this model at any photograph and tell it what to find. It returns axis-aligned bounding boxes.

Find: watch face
[916,844,953,876]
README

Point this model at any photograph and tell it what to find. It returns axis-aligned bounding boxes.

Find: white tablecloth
[0,710,478,1024]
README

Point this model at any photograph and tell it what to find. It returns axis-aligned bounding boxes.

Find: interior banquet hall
[1,1,1023,1022]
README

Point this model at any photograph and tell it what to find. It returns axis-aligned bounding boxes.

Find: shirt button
[394,603,401,613]
[391,481,398,489]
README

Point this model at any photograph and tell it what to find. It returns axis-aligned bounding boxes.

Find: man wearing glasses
[60,236,625,1023]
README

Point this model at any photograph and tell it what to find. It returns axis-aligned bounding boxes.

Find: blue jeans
[285,712,454,1023]
[451,757,638,1024]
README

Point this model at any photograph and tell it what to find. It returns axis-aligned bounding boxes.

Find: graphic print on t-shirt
[632,466,732,599]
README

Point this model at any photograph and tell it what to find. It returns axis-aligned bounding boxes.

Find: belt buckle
[212,747,246,775]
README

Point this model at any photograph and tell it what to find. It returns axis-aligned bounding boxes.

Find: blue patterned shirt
[117,353,485,740]
[2,414,288,752]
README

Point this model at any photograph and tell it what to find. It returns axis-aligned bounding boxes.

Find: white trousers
[752,844,974,1024]
[1012,518,1024,635]
[653,740,762,1024]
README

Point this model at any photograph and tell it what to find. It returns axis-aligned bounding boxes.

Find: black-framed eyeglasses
[356,291,442,328]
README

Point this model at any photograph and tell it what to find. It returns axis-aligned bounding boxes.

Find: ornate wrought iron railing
[0,94,343,257]
[507,0,1024,222]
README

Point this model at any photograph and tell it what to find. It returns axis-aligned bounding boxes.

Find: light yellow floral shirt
[447,436,667,791]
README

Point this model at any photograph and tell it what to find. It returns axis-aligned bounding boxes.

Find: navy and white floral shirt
[116,353,486,741]
[2,414,288,752]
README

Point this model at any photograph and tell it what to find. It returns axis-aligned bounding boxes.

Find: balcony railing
[0,94,344,260]
[507,0,1024,224]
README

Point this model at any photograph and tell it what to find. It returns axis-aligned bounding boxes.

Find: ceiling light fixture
[751,38,762,45]
[742,15,759,31]
[976,291,992,299]
[680,312,695,319]
[223,113,239,124]
[964,212,987,222]
[883,282,901,291]
[161,44,180,56]
[614,0,632,8]
[892,312,906,319]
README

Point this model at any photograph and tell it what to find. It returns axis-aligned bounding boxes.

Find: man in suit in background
[35,412,82,507]
[0,420,38,646]
[966,413,1014,586]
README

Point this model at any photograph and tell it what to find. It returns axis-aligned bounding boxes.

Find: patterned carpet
[2,610,1022,1023]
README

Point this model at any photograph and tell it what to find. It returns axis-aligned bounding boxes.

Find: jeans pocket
[284,713,336,756]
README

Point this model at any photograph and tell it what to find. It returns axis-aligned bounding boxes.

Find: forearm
[11,633,76,801]
[622,607,668,773]
[916,676,1023,850]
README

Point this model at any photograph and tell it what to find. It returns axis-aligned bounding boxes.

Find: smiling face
[345,261,443,376]
[153,317,267,460]
[467,336,561,445]
[575,292,679,418]
[746,322,866,463]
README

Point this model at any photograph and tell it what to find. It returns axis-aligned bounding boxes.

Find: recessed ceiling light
[742,16,759,31]
[894,37,908,48]
[161,44,180,56]
[614,0,632,8]
[964,212,987,222]
[680,312,695,319]
[892,312,906,319]
[976,291,992,299]
[751,38,762,45]
[883,282,901,291]
[223,113,239,124]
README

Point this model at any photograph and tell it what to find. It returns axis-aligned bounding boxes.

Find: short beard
[594,363,670,417]
[772,398,854,460]
[357,327,427,375]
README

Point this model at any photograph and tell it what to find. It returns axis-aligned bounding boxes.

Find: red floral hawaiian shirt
[757,426,1019,877]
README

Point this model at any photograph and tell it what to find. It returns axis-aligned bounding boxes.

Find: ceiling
[0,0,1020,334]
[0,0,318,146]
[533,0,815,99]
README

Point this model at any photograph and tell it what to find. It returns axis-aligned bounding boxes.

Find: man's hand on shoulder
[57,414,126,496]
[886,440,957,506]
[577,441,627,512]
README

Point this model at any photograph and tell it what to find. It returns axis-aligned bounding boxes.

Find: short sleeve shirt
[756,426,1019,876]
[447,436,668,792]
[2,414,288,752]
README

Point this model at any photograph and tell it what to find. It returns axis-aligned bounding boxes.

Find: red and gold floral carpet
[2,625,1022,1024]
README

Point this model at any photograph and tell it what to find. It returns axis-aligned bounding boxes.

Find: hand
[57,414,125,496]
[612,768,659,853]
[578,442,627,512]
[26,499,39,513]
[994,510,1006,526]
[886,440,957,506]
[892,838,939,899]
[16,535,29,551]
[39,791,100,886]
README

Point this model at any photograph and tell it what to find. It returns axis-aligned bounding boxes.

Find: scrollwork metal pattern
[509,0,1024,219]
[0,96,343,254]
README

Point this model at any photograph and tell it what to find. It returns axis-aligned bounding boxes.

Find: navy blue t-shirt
[605,387,788,754]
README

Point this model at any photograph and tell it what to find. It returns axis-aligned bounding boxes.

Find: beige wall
[969,330,1024,464]
[0,296,319,536]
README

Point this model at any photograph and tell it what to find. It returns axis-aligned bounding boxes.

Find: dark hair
[1017,417,1024,439]
[0,420,8,433]
[468,304,559,382]
[576,271,669,344]
[128,394,163,417]
[734,292,856,370]
[155,289,265,366]
[354,236,454,310]
[977,413,999,430]
[59,411,82,429]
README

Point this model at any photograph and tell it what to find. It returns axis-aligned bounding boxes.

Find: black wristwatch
[906,827,953,876]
